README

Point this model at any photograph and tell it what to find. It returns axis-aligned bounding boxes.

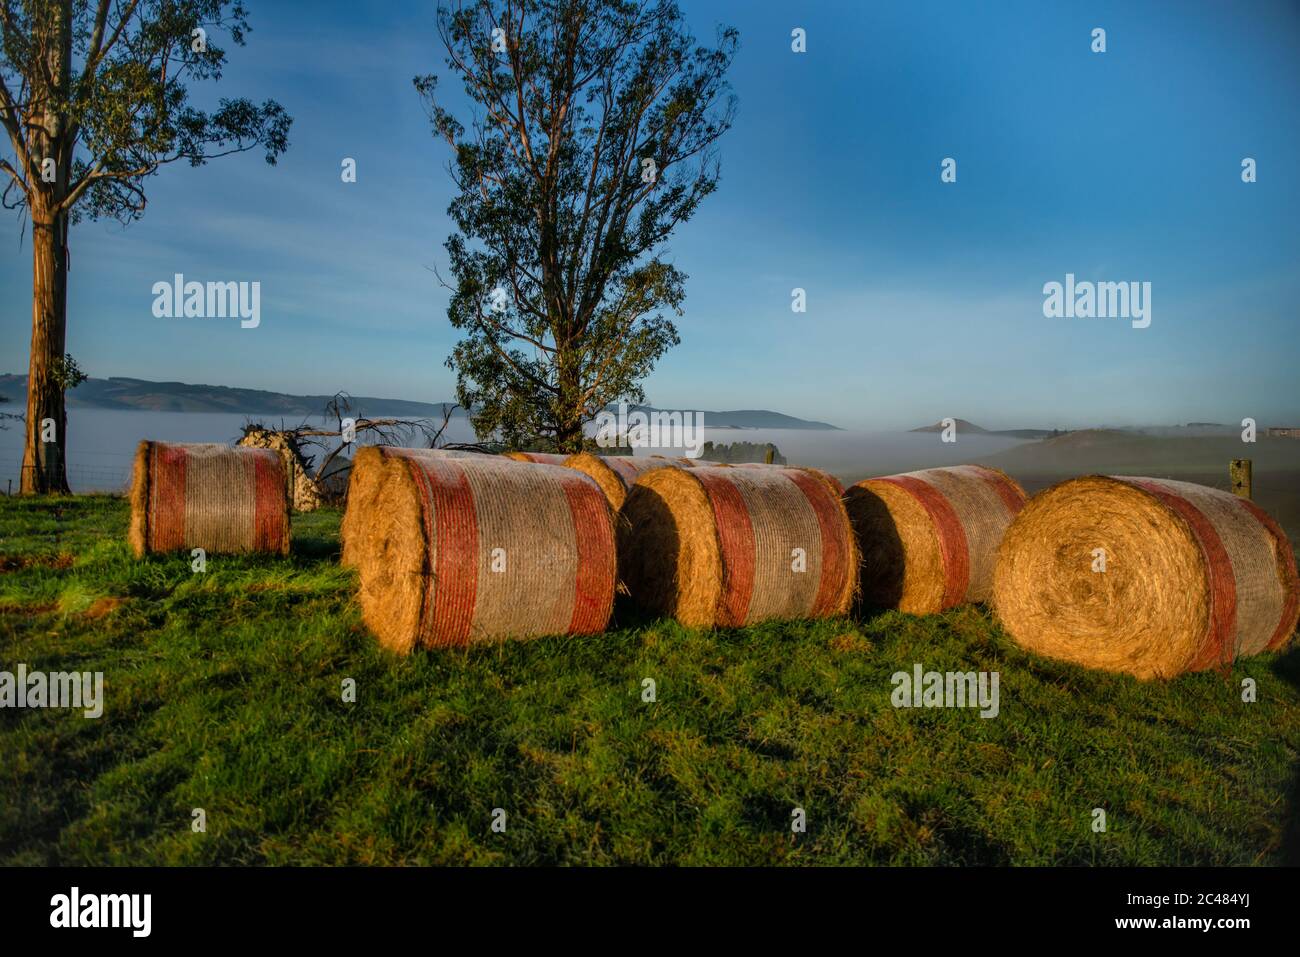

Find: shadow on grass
[291,533,340,565]
[289,509,343,566]
[1273,644,1300,865]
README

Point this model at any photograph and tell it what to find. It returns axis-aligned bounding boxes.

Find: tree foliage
[0,0,291,225]
[416,0,736,449]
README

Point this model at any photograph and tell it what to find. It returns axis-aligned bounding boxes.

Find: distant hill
[0,374,457,418]
[1033,428,1130,448]
[639,407,839,430]
[911,417,989,434]
[984,429,1300,476]
[0,375,840,430]
[910,418,1056,439]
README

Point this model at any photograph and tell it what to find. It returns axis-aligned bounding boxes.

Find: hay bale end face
[618,465,858,628]
[128,441,290,558]
[341,447,492,567]
[350,452,616,652]
[562,452,687,510]
[843,465,1026,614]
[993,475,1300,678]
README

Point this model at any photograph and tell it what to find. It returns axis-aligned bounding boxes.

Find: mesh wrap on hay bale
[351,450,616,652]
[617,465,858,628]
[128,441,290,558]
[562,452,688,509]
[843,464,1026,614]
[992,475,1300,678]
[503,451,569,465]
[341,447,491,567]
[732,462,845,495]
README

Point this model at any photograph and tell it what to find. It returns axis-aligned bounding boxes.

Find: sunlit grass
[1,495,1297,865]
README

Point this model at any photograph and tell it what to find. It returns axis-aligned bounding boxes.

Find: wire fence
[4,458,133,495]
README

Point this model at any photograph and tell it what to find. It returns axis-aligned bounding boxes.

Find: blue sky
[2,0,1298,430]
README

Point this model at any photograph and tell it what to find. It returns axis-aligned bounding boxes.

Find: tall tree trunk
[555,351,585,453]
[21,0,74,494]
[21,211,70,494]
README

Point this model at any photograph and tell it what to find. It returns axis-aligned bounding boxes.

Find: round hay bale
[341,447,493,567]
[128,441,290,558]
[350,451,615,652]
[618,465,858,628]
[732,461,845,495]
[504,451,569,466]
[562,452,687,510]
[843,464,1026,614]
[651,455,699,467]
[993,476,1300,678]
[237,427,324,511]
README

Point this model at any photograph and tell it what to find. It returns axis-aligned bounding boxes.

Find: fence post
[1230,459,1252,500]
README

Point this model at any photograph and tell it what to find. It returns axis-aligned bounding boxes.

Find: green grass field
[2,495,1298,865]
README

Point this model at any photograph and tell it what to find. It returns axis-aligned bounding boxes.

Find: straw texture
[618,465,858,628]
[562,452,688,509]
[503,451,569,466]
[341,447,492,567]
[732,462,845,495]
[992,475,1300,678]
[351,451,616,652]
[128,441,290,558]
[843,464,1026,613]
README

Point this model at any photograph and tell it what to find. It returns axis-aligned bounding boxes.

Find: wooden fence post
[1230,459,1252,500]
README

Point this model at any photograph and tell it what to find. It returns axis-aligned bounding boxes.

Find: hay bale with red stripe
[843,465,1026,614]
[128,441,290,558]
[563,452,688,510]
[732,462,845,495]
[340,447,492,567]
[617,465,857,628]
[351,450,615,652]
[993,476,1300,678]
[503,451,569,465]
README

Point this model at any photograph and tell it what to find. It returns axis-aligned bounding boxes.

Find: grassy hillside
[987,430,1300,477]
[2,496,1298,865]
